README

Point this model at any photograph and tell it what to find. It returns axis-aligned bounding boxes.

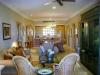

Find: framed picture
[2,23,11,40]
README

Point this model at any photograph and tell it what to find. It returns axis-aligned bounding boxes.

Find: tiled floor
[75,62,93,75]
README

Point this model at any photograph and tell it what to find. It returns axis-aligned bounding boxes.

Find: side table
[37,68,53,75]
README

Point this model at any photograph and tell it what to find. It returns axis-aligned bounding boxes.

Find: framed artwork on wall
[2,23,11,40]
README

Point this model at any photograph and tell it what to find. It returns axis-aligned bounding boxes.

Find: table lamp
[11,41,18,56]
[11,41,18,48]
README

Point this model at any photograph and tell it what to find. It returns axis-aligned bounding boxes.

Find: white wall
[0,3,18,50]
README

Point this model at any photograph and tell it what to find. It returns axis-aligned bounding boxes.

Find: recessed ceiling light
[30,14,32,16]
[49,18,52,20]
[52,6,56,9]
[44,2,50,6]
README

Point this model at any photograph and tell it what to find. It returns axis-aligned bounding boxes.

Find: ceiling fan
[56,0,76,6]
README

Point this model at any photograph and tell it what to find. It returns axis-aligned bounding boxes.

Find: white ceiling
[0,0,97,21]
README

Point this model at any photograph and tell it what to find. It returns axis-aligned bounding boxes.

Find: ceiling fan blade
[55,0,75,6]
[62,0,75,2]
[56,0,63,6]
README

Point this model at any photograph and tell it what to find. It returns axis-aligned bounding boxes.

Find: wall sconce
[75,28,78,34]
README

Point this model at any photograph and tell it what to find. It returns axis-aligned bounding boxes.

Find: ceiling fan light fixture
[44,2,50,6]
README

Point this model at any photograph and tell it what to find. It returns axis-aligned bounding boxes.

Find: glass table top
[37,68,53,75]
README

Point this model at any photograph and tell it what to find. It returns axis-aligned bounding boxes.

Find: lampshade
[11,41,18,48]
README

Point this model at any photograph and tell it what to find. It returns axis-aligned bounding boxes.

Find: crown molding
[0,1,32,21]
[67,1,97,21]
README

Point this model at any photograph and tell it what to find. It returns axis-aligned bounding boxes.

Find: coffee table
[37,68,53,75]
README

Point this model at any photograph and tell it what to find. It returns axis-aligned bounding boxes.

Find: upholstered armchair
[12,56,37,75]
[53,53,80,75]
[38,43,55,65]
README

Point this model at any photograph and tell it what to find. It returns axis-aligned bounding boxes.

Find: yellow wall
[65,15,81,48]
[35,25,65,38]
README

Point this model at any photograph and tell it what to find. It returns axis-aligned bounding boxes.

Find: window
[43,27,55,36]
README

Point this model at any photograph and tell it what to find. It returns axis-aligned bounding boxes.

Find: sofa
[4,47,24,60]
